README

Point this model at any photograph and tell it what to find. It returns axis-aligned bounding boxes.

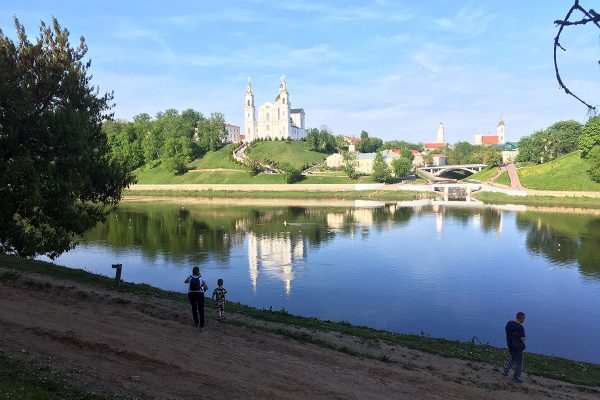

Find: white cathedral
[244,76,306,142]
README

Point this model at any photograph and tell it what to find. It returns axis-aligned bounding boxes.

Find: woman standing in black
[184,266,208,331]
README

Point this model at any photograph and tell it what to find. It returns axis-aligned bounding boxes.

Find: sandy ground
[0,269,597,400]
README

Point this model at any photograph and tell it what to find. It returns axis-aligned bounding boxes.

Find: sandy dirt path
[0,269,596,400]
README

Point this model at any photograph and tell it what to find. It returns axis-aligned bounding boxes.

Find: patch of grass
[0,354,130,400]
[2,255,599,387]
[466,167,500,182]
[495,171,511,186]
[187,144,242,170]
[518,151,600,191]
[473,192,600,208]
[246,141,327,170]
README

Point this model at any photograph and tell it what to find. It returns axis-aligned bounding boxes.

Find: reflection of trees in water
[516,213,600,279]
[83,207,238,264]
[431,207,502,234]
[88,204,600,279]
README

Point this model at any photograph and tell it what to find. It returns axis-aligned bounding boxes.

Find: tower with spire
[244,78,256,142]
[497,117,506,144]
[436,122,445,144]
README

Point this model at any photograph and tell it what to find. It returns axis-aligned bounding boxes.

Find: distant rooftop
[481,135,499,145]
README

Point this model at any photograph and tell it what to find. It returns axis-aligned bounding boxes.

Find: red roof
[431,154,447,158]
[224,123,240,128]
[391,149,401,154]
[410,149,421,155]
[344,136,361,143]
[424,143,445,149]
[481,135,499,145]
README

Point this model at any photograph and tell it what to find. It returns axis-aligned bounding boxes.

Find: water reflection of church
[247,232,306,295]
[240,202,505,295]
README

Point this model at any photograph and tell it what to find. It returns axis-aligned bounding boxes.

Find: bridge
[417,164,487,177]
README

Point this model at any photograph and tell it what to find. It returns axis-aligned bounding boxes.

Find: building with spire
[436,122,445,144]
[244,76,306,142]
[474,118,507,145]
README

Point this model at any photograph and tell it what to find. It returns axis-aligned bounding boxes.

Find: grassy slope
[0,355,126,400]
[495,171,511,186]
[466,166,500,182]
[1,255,599,388]
[473,192,600,208]
[246,141,327,170]
[518,151,600,191]
[187,143,242,170]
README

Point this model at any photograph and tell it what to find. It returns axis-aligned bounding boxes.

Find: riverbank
[473,192,600,208]
[125,188,433,201]
[1,255,598,399]
[124,186,600,208]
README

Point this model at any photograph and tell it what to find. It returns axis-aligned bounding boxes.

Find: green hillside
[518,151,600,191]
[246,141,328,170]
[466,166,500,182]
[187,143,241,170]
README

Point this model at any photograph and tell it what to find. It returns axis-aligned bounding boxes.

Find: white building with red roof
[474,119,506,145]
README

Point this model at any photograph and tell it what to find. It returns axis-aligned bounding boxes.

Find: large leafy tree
[517,120,583,163]
[578,116,600,182]
[0,18,133,258]
[371,151,391,183]
[578,115,600,157]
[391,157,412,179]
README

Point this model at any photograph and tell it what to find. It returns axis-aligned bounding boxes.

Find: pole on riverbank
[112,263,122,286]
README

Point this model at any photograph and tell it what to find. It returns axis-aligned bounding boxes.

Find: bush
[279,163,303,183]
[247,160,263,176]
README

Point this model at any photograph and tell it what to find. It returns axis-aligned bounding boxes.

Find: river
[47,197,600,363]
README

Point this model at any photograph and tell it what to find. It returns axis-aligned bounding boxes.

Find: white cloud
[434,6,496,37]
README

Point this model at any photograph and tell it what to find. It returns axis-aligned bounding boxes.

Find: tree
[371,152,391,183]
[197,112,226,153]
[586,146,600,182]
[473,146,502,166]
[517,120,583,163]
[391,157,413,179]
[447,142,478,165]
[161,135,194,174]
[0,18,133,258]
[579,115,600,157]
[342,151,358,179]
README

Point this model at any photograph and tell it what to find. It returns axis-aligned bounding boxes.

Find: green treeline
[103,109,228,175]
[516,117,600,182]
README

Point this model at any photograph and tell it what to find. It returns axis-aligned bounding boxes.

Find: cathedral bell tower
[497,117,505,144]
[278,74,290,138]
[244,78,256,142]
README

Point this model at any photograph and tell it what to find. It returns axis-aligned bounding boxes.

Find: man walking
[502,312,526,383]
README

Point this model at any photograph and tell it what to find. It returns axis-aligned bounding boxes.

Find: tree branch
[553,1,598,113]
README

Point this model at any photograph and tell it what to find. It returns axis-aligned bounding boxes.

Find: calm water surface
[48,198,600,363]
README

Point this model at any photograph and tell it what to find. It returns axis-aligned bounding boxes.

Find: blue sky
[2,0,599,142]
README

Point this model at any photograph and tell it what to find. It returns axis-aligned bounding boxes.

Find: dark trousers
[188,292,205,327]
[503,349,524,380]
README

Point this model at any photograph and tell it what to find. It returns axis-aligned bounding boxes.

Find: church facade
[244,76,306,142]
[474,119,506,145]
